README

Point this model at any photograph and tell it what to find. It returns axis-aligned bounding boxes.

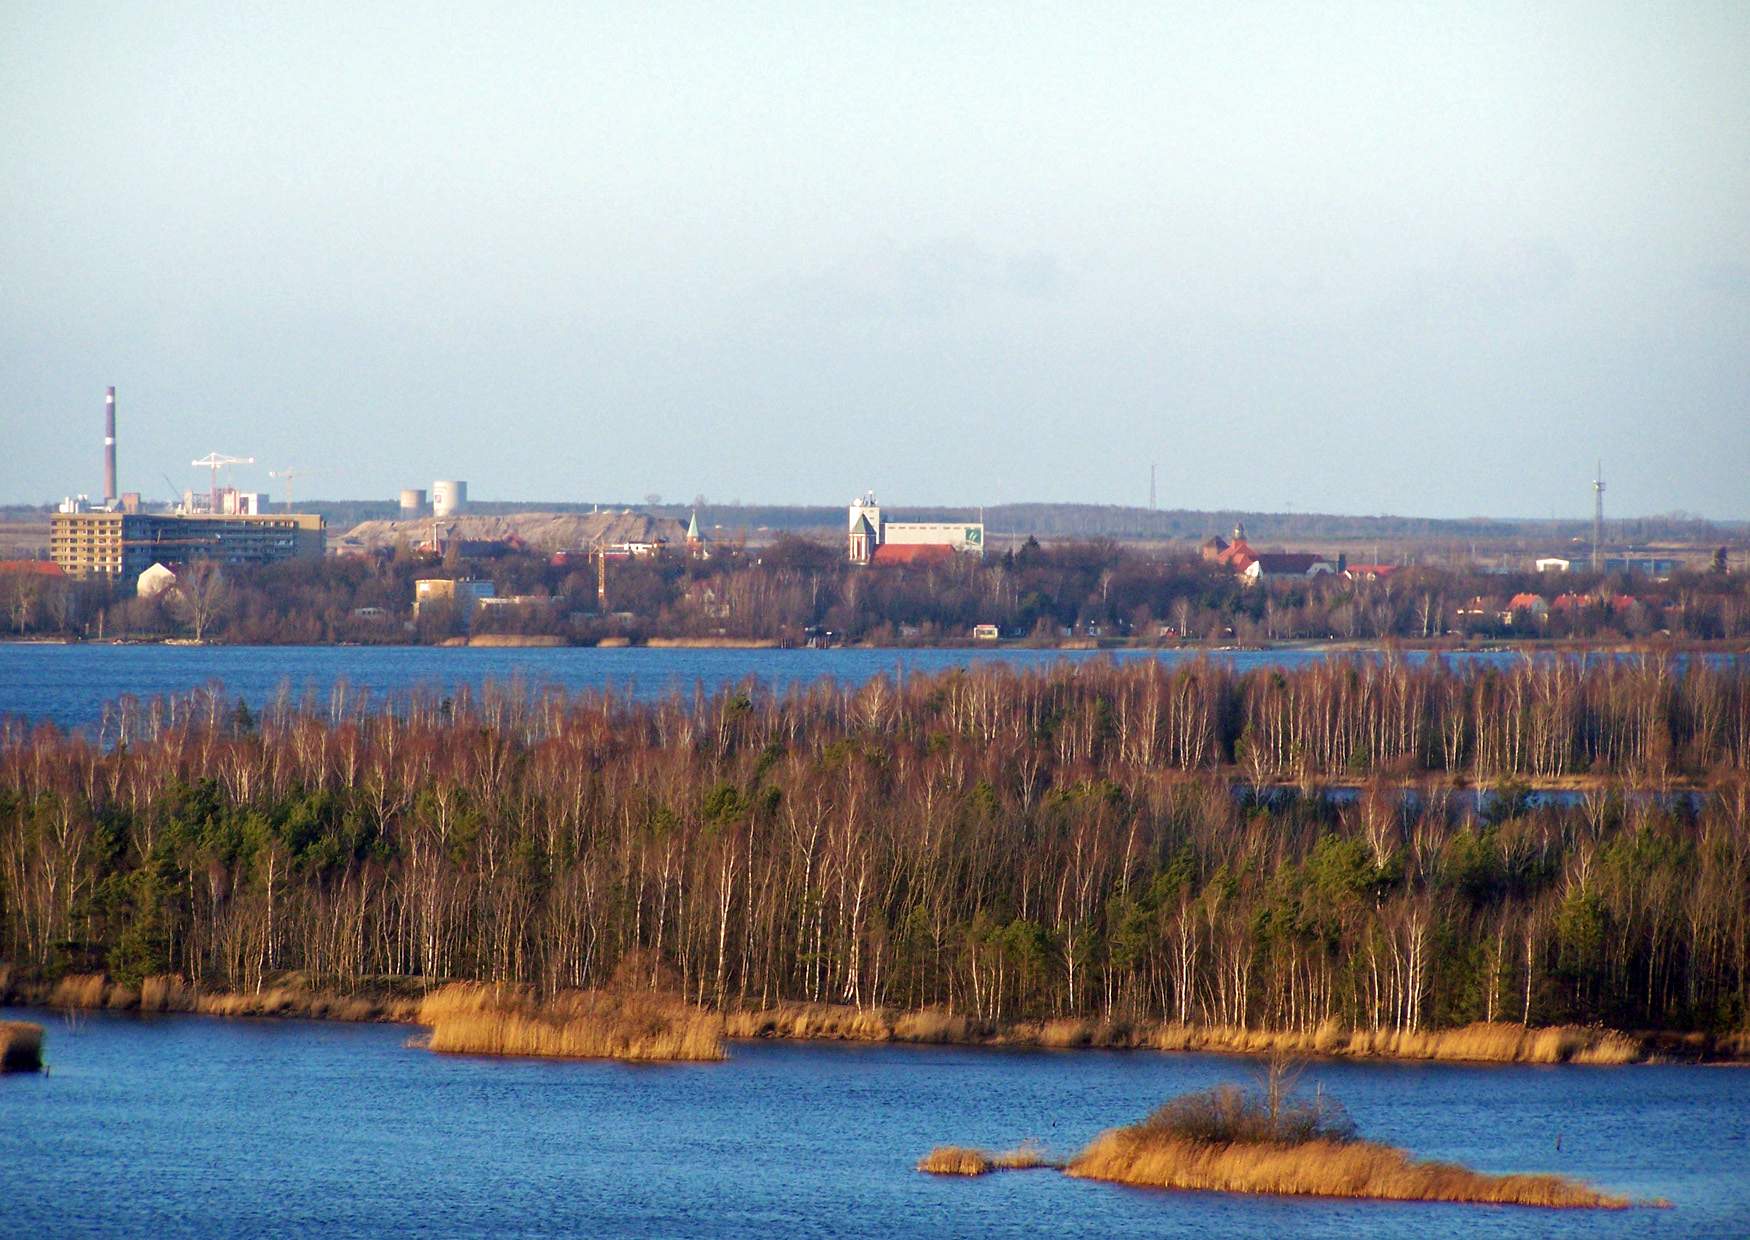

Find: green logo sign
[964,527,983,546]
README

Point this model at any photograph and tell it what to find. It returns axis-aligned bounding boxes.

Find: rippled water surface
[3,1010,1746,1238]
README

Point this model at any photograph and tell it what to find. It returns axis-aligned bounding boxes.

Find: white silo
[432,480,468,518]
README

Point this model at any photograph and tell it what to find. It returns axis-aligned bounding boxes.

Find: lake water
[0,643,1347,732]
[0,642,1680,733]
[1,1009,1743,1237]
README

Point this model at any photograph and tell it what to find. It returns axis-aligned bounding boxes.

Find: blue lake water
[1,1009,1744,1238]
[0,643,1335,732]
[0,642,1683,733]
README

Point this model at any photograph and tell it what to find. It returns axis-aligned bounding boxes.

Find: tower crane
[269,468,313,513]
[192,453,254,514]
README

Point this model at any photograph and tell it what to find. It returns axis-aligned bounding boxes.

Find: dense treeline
[5,535,1747,645]
[3,658,1747,1036]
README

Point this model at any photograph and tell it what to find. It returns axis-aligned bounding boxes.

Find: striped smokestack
[103,386,117,505]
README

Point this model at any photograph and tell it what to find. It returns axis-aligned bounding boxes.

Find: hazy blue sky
[3,3,1746,518]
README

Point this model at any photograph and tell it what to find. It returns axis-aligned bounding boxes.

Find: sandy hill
[336,511,688,552]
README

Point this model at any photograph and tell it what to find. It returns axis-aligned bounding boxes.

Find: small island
[923,1066,1649,1209]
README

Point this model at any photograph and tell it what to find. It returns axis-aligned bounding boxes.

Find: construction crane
[192,453,254,514]
[269,468,312,513]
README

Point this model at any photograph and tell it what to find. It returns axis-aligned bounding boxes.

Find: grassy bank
[0,1020,43,1072]
[416,982,725,1062]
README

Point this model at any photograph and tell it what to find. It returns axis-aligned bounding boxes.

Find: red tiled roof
[1216,540,1256,570]
[0,560,64,577]
[869,543,956,566]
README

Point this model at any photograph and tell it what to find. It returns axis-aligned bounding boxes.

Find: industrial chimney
[103,386,117,506]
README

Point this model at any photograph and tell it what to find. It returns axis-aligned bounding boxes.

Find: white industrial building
[847,493,985,565]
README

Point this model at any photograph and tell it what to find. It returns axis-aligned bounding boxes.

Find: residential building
[1503,593,1549,624]
[1242,554,1335,582]
[50,511,325,579]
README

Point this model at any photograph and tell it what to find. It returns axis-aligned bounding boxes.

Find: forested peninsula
[3,656,1747,1057]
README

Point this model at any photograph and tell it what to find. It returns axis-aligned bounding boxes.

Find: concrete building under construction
[50,511,325,579]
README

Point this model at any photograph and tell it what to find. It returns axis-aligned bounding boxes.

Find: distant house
[1242,554,1335,582]
[1503,593,1549,624]
[414,577,496,620]
[1209,524,1334,581]
[1535,557,1572,573]
[971,623,1000,641]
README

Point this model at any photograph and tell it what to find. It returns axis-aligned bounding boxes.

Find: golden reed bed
[728,1004,1646,1065]
[918,1144,1058,1175]
[0,1020,44,1073]
[30,973,422,1022]
[416,983,726,1062]
[1065,1130,1629,1208]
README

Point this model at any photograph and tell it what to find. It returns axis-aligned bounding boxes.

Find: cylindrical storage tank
[399,488,427,515]
[431,480,468,518]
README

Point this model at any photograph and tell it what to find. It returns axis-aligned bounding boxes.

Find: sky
[2,2,1747,519]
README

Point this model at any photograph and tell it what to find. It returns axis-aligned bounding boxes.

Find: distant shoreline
[4,634,1746,656]
[5,974,1745,1066]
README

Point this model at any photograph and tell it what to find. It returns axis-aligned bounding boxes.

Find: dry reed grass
[1066,1130,1631,1208]
[1141,1020,1643,1065]
[0,1020,44,1072]
[418,983,725,1062]
[20,972,421,1022]
[723,1003,984,1045]
[918,1144,1057,1175]
[2,969,1666,1065]
[49,974,108,1009]
[722,1005,1647,1064]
